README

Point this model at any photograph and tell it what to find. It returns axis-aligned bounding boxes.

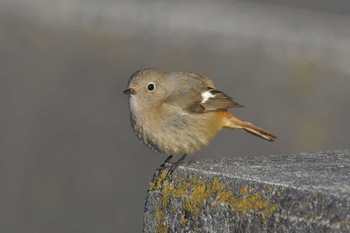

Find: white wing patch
[201,90,215,103]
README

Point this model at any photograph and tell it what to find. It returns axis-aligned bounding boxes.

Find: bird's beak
[123,88,135,95]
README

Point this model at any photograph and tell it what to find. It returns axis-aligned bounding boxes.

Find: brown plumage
[124,68,277,158]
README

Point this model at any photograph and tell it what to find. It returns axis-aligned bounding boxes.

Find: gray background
[1,0,349,232]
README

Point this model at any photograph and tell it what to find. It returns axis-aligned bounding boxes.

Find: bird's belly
[132,112,222,155]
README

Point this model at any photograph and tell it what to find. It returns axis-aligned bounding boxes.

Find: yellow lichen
[218,190,235,204]
[209,177,225,193]
[184,197,200,216]
[155,206,163,223]
[155,205,168,233]
[148,168,171,191]
[192,184,209,201]
[173,181,191,198]
[179,215,187,226]
[148,182,155,190]
[160,180,173,207]
[149,169,278,232]
[156,224,168,233]
[234,193,277,215]
[240,186,249,196]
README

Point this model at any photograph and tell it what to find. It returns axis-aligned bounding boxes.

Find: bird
[123,68,276,172]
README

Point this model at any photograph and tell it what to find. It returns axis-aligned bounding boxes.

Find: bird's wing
[165,72,243,113]
[197,88,243,112]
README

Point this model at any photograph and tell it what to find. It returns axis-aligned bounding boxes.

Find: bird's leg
[158,155,173,169]
[157,155,173,172]
[163,155,173,165]
[152,155,174,182]
[169,154,187,175]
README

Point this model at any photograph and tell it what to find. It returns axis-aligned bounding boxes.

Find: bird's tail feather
[222,111,277,142]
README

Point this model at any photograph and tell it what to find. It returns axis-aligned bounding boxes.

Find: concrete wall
[145,150,350,232]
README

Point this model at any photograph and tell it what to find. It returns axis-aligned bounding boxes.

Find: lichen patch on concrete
[148,168,277,232]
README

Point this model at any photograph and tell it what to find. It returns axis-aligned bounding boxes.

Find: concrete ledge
[144,150,350,233]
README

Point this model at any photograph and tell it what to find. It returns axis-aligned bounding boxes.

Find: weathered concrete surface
[144,150,350,232]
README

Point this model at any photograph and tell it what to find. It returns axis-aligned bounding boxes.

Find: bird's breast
[130,102,223,155]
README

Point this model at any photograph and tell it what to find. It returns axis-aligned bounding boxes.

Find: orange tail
[222,111,277,142]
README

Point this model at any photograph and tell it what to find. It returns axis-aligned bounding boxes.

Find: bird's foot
[168,154,187,176]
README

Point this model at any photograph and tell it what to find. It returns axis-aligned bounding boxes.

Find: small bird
[123,68,276,171]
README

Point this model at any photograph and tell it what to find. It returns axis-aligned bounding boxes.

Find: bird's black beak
[123,88,135,95]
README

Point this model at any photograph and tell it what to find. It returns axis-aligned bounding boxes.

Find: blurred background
[1,0,349,232]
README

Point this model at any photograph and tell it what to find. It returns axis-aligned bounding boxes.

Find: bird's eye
[147,82,156,92]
